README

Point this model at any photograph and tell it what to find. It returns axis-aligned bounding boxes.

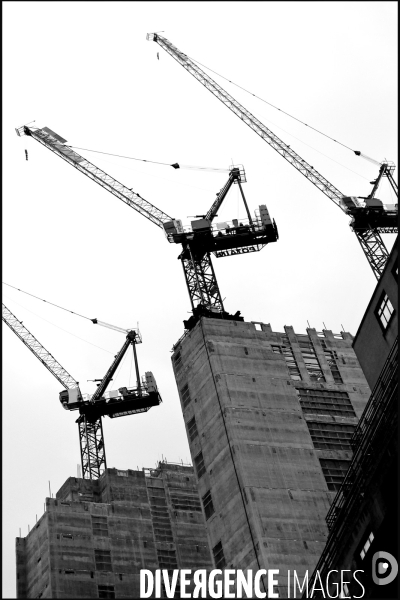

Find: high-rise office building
[172,320,371,597]
[16,463,213,598]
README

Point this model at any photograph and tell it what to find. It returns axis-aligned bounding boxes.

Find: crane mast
[148,33,398,279]
[16,125,278,328]
[3,303,161,479]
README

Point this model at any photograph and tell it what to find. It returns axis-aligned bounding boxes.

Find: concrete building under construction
[16,463,213,599]
[172,319,371,597]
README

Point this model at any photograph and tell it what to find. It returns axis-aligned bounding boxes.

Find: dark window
[212,541,226,569]
[296,388,356,417]
[194,452,206,478]
[319,458,351,491]
[157,548,178,569]
[306,421,356,450]
[275,338,302,381]
[202,490,215,520]
[173,350,182,371]
[170,488,201,512]
[180,383,191,409]
[320,341,343,383]
[187,416,198,441]
[98,585,115,599]
[148,487,174,543]
[94,549,112,572]
[376,292,395,330]
[298,340,325,382]
[92,516,109,537]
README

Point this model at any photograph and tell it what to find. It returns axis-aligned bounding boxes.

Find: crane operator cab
[59,387,83,410]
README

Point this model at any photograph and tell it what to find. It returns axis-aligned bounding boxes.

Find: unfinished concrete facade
[171,319,371,596]
[16,463,212,598]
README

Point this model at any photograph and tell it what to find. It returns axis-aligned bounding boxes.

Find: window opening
[187,416,198,442]
[296,388,356,417]
[157,548,178,570]
[298,340,325,381]
[212,541,226,569]
[98,585,115,599]
[94,549,112,572]
[360,531,374,559]
[173,351,182,371]
[202,490,215,520]
[320,340,343,383]
[376,292,395,330]
[194,452,206,478]
[319,458,351,491]
[170,488,201,512]
[92,516,109,537]
[275,338,302,381]
[306,421,356,450]
[180,383,191,409]
[148,487,174,543]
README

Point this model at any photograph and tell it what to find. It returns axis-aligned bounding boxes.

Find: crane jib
[27,127,173,229]
[2,303,79,390]
[149,34,398,280]
[148,35,344,204]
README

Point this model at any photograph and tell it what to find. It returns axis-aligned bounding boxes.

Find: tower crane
[16,125,278,330]
[147,33,398,280]
[2,303,161,479]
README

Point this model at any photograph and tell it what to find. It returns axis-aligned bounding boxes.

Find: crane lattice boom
[18,126,173,229]
[147,34,346,210]
[17,124,278,321]
[2,303,79,390]
[148,33,398,280]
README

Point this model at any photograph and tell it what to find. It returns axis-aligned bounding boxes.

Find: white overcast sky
[2,2,397,597]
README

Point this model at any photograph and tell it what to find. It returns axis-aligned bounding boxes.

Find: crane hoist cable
[2,282,129,334]
[180,52,382,166]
